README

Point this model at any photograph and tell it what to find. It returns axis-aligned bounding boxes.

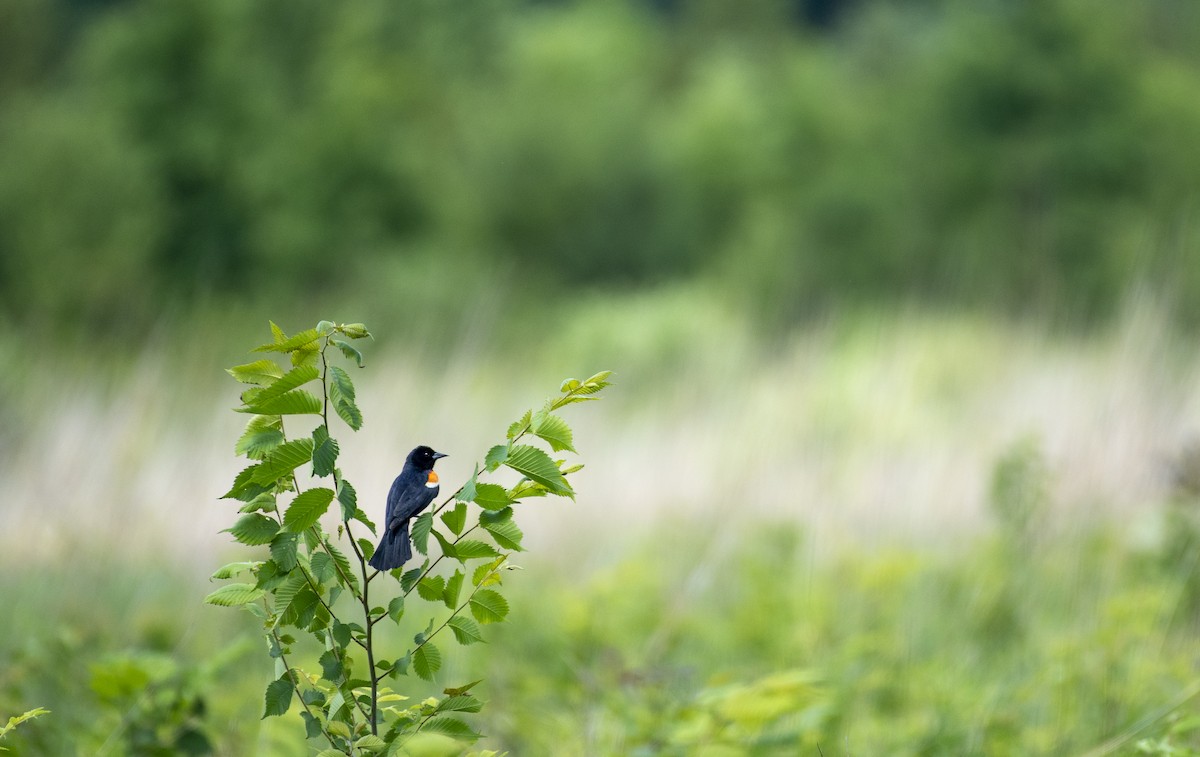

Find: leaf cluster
[207,320,609,755]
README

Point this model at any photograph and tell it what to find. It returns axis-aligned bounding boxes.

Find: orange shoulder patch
[427,471,439,484]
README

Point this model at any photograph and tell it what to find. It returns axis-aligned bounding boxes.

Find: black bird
[369,445,447,571]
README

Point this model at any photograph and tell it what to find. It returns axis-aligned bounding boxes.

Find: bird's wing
[386,474,437,532]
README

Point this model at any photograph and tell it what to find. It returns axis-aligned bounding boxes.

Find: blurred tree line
[2,0,1199,332]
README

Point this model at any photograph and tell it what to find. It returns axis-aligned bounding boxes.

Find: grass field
[3,298,1200,755]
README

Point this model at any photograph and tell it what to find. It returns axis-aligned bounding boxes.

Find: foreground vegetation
[4,503,1200,755]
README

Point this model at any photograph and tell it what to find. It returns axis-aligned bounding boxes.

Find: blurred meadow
[4,0,1200,754]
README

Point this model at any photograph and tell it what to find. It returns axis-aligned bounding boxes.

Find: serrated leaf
[329,365,356,400]
[250,439,314,484]
[337,479,357,519]
[446,616,484,646]
[326,543,360,592]
[241,389,322,416]
[388,596,405,623]
[262,677,294,718]
[269,320,286,343]
[222,464,261,500]
[432,530,459,561]
[353,509,377,534]
[253,328,321,354]
[411,513,433,554]
[420,716,481,742]
[331,381,362,431]
[269,532,299,571]
[283,488,335,532]
[471,557,505,587]
[319,649,343,681]
[272,571,308,615]
[453,540,500,561]
[413,643,442,681]
[227,513,280,546]
[456,467,478,504]
[235,416,284,460]
[311,426,339,477]
[227,359,284,385]
[504,445,573,497]
[532,411,576,453]
[205,583,264,607]
[441,502,467,535]
[354,735,386,753]
[438,694,484,713]
[211,561,258,580]
[401,566,424,592]
[443,571,464,608]
[310,552,335,584]
[253,365,320,404]
[480,508,524,551]
[506,410,531,441]
[472,483,512,510]
[469,589,509,624]
[484,445,508,472]
[417,575,446,602]
[332,339,365,368]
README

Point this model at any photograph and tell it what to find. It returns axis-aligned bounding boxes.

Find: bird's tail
[369,522,413,572]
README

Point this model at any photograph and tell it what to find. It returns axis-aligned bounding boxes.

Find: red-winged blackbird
[369,446,447,571]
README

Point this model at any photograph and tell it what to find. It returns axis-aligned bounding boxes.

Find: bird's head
[407,445,448,473]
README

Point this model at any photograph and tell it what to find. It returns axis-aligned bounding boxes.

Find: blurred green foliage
[5,514,1200,755]
[2,0,1200,333]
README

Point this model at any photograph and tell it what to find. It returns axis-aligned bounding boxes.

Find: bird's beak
[433,452,448,460]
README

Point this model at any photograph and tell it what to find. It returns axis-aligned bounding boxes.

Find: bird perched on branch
[369,445,447,571]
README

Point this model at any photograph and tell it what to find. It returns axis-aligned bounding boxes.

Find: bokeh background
[4,0,1200,754]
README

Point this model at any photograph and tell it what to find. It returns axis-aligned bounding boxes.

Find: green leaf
[337,479,357,520]
[443,571,464,608]
[481,508,524,551]
[262,676,294,718]
[441,502,467,535]
[353,509,377,534]
[354,735,387,753]
[341,323,371,339]
[471,558,505,587]
[438,694,484,713]
[332,621,352,648]
[235,416,284,460]
[456,467,478,504]
[269,532,299,572]
[387,596,405,623]
[316,320,335,336]
[283,488,335,532]
[253,328,321,354]
[420,716,481,742]
[532,411,576,453]
[330,377,362,430]
[504,445,573,497]
[443,680,483,696]
[239,492,277,513]
[472,483,512,510]
[311,426,339,477]
[446,616,484,646]
[326,542,360,592]
[250,439,314,484]
[432,530,459,561]
[411,513,433,555]
[319,649,343,681]
[227,513,279,546]
[413,643,442,681]
[469,589,509,624]
[329,365,356,400]
[507,410,531,441]
[241,389,322,416]
[205,583,265,607]
[222,464,264,500]
[272,571,308,615]
[332,339,365,368]
[559,378,581,393]
[401,567,423,593]
[210,561,258,580]
[227,359,284,385]
[453,540,501,561]
[484,445,508,472]
[269,320,286,343]
[310,552,336,584]
[253,365,320,403]
[417,575,446,602]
